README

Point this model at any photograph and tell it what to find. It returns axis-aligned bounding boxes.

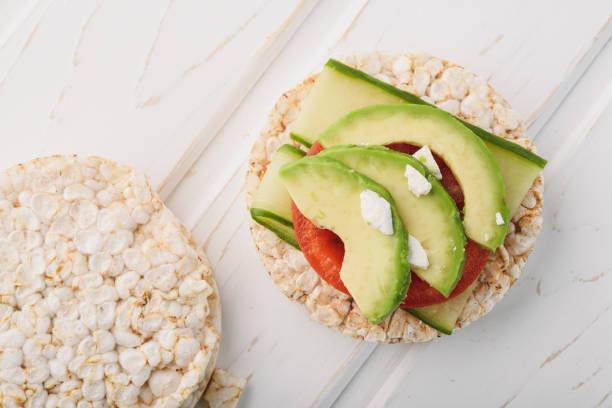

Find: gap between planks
[527,17,612,139]
[328,16,612,408]
[174,36,612,405]
[156,0,321,201]
[356,30,612,408]
[160,5,612,408]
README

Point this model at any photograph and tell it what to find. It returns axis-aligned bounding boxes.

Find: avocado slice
[250,144,305,249]
[290,59,545,215]
[485,143,542,216]
[280,156,410,324]
[317,145,465,297]
[405,281,477,335]
[319,105,509,251]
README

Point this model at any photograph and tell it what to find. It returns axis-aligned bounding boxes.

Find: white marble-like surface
[1,0,611,406]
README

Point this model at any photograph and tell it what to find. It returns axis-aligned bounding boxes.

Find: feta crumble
[496,212,505,225]
[404,164,432,196]
[360,190,393,235]
[407,235,429,269]
[413,146,442,180]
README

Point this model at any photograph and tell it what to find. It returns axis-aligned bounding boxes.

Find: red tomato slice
[385,143,464,212]
[400,240,489,307]
[307,142,325,156]
[292,142,490,307]
[292,201,347,293]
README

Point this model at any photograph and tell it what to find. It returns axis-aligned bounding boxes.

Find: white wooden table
[1,1,611,406]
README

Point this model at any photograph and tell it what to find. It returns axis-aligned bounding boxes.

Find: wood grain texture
[167,1,612,406]
[0,0,313,193]
[379,38,612,408]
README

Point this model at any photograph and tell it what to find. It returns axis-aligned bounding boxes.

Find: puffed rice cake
[199,368,247,408]
[246,52,544,343]
[0,155,221,407]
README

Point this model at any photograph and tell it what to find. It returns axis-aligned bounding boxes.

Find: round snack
[0,156,220,407]
[246,52,543,343]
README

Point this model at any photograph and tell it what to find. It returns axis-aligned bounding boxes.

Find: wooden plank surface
[167,1,612,406]
[377,40,612,408]
[0,0,313,191]
[1,0,611,406]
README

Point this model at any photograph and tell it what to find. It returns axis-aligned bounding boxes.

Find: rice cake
[0,155,221,407]
[245,52,544,343]
[199,368,247,408]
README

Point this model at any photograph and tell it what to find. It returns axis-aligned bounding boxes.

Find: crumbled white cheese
[412,146,442,180]
[496,212,505,225]
[404,164,432,196]
[407,235,429,269]
[360,190,393,235]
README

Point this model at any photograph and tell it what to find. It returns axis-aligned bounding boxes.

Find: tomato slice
[292,201,347,293]
[385,143,464,212]
[400,240,489,307]
[292,142,491,307]
[307,141,325,156]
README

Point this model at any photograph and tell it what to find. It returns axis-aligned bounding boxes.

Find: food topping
[412,145,442,180]
[404,163,432,197]
[496,212,505,225]
[407,235,429,269]
[360,190,394,235]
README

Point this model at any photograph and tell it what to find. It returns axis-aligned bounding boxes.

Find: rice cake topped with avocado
[0,155,222,406]
[246,53,543,343]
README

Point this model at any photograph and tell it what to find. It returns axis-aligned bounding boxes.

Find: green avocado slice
[319,105,509,251]
[405,281,478,335]
[290,59,545,215]
[318,145,465,297]
[280,156,410,324]
[250,144,305,249]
